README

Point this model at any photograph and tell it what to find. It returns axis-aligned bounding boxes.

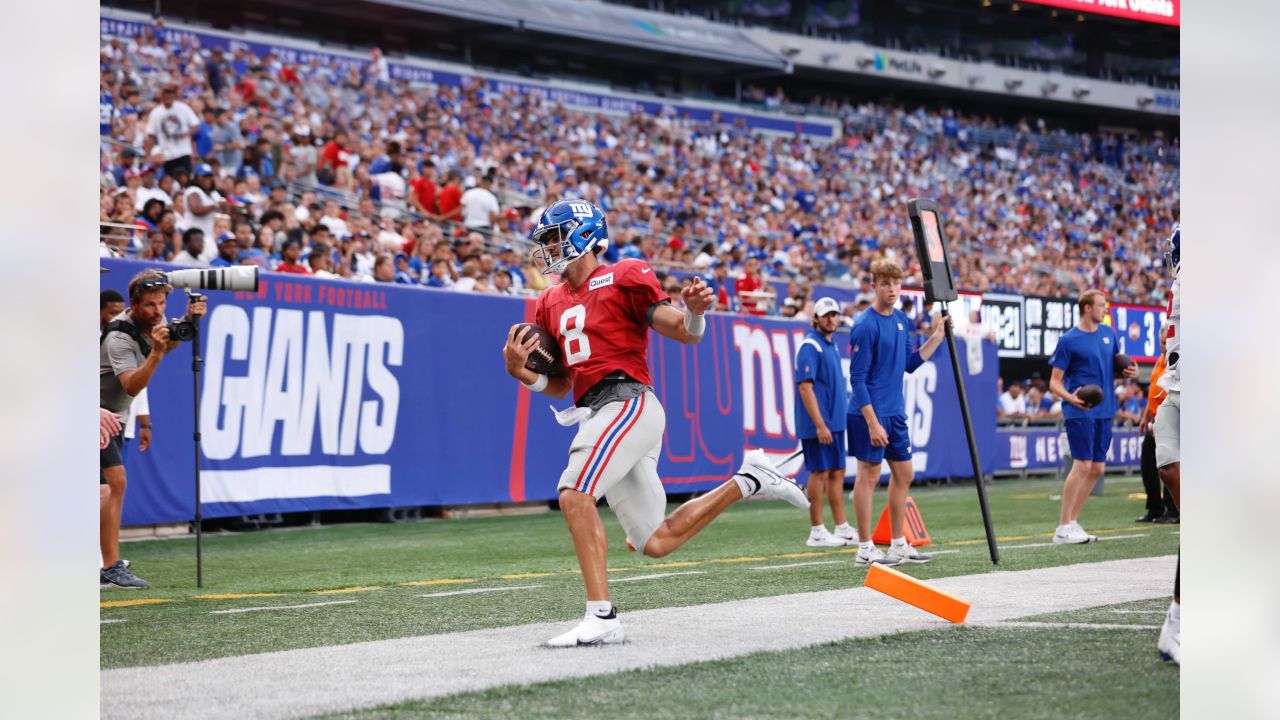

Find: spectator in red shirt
[435,169,463,225]
[273,239,311,275]
[410,160,438,217]
[735,257,770,316]
[320,130,350,173]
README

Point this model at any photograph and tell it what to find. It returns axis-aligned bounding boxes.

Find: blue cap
[217,232,237,244]
[195,163,215,177]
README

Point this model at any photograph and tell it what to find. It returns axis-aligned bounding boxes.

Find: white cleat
[1157,600,1180,665]
[806,527,849,547]
[832,524,858,543]
[854,545,901,567]
[886,543,934,564]
[545,612,626,648]
[736,449,810,510]
[1052,522,1097,545]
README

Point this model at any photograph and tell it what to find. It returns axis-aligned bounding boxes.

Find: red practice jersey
[534,259,668,404]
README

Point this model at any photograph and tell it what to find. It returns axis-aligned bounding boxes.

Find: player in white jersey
[1153,225,1180,664]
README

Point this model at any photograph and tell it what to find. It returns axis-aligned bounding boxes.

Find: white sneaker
[806,527,849,547]
[886,543,933,564]
[736,449,810,509]
[545,612,626,648]
[1052,522,1097,545]
[832,524,858,543]
[1157,601,1180,664]
[854,545,901,567]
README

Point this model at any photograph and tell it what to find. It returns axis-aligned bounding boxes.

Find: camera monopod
[167,266,259,587]
[906,199,999,565]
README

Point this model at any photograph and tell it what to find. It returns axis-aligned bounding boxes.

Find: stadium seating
[98,19,1179,306]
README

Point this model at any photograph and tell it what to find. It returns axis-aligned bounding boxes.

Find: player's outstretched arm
[502,324,573,399]
[650,277,714,344]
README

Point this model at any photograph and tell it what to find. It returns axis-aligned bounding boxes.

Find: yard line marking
[610,571,706,583]
[103,556,1177,720]
[749,561,842,571]
[710,556,769,564]
[195,593,281,600]
[100,619,126,624]
[100,598,177,609]
[499,572,555,579]
[211,601,357,615]
[777,551,827,559]
[987,621,1161,631]
[418,585,542,598]
[312,586,383,595]
[643,561,701,569]
[1099,534,1148,541]
[400,578,476,587]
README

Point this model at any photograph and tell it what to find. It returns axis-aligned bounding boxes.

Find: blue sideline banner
[102,259,999,525]
[994,426,1143,472]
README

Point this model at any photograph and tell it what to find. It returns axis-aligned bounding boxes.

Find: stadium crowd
[98,21,1180,310]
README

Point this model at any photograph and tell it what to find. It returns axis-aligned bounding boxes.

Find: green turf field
[101,474,1180,680]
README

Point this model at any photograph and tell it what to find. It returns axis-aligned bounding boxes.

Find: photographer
[99,269,206,589]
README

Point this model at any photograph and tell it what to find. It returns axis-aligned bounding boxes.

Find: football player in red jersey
[504,200,810,647]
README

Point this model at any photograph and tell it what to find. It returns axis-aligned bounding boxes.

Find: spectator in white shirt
[181,163,223,261]
[170,228,206,267]
[132,166,170,211]
[998,381,1030,421]
[460,175,500,231]
[145,83,200,176]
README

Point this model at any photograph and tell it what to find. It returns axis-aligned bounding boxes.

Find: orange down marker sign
[864,563,971,624]
[870,496,931,547]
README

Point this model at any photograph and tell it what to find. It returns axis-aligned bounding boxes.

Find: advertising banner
[101,259,998,525]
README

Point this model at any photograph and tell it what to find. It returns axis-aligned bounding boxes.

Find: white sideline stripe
[102,556,1176,720]
[101,619,126,625]
[201,465,391,504]
[750,561,842,571]
[1111,609,1167,615]
[610,571,706,583]
[1003,533,1149,550]
[210,601,357,615]
[988,621,1161,631]
[419,585,541,598]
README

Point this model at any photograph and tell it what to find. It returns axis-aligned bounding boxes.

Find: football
[515,323,563,376]
[1114,353,1135,374]
[1076,384,1105,408]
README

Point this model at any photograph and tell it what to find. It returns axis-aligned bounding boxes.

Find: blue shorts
[848,414,912,464]
[1065,418,1113,463]
[801,431,847,473]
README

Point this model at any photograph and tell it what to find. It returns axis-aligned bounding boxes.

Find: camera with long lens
[162,267,259,343]
[167,266,259,293]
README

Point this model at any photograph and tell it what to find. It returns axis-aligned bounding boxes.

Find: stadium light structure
[1005,78,1023,91]
[1073,86,1092,99]
[1041,80,1059,95]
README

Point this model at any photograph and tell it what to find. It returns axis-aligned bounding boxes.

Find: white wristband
[683,308,706,337]
[522,373,549,393]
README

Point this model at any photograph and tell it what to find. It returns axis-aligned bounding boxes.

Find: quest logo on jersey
[197,305,404,504]
[589,273,615,291]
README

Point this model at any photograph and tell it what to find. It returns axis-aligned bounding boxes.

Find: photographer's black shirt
[100,312,147,426]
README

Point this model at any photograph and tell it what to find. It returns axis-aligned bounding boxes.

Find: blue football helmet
[530,199,609,275]
[1163,224,1180,274]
